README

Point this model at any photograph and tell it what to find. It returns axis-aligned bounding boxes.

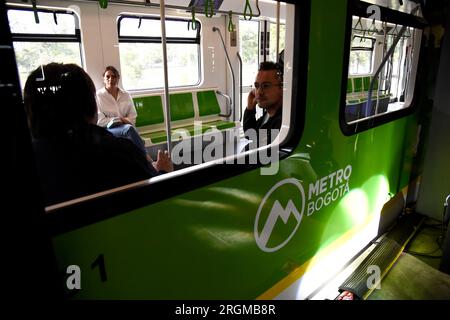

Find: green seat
[347,76,384,104]
[133,95,164,127]
[136,90,237,145]
[196,90,235,130]
[139,92,200,144]
[197,90,221,117]
[178,124,211,135]
[347,78,353,94]
[204,120,236,130]
[346,98,361,105]
[348,76,379,94]
[353,77,364,93]
[142,124,213,144]
[141,130,167,144]
[169,92,195,122]
[362,76,378,91]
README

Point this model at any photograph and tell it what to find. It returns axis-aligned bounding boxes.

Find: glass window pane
[8,9,76,35]
[349,36,374,75]
[120,17,198,39]
[352,36,374,48]
[119,43,199,90]
[387,34,404,101]
[345,16,420,123]
[13,42,82,90]
[239,19,259,87]
[349,51,372,74]
[269,22,285,62]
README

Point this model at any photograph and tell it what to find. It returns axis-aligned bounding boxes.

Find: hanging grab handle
[99,0,108,9]
[404,26,411,37]
[352,16,363,40]
[31,0,39,24]
[389,24,398,37]
[228,11,235,32]
[367,18,378,36]
[354,16,363,31]
[188,6,197,31]
[243,0,253,20]
[205,0,214,18]
[255,0,261,17]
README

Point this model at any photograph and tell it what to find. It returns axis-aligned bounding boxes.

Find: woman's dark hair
[103,65,120,78]
[24,63,97,139]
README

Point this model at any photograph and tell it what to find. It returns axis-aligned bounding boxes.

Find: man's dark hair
[258,61,283,83]
[24,63,97,139]
[103,65,120,78]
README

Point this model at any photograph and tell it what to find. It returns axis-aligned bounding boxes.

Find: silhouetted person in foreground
[24,63,170,206]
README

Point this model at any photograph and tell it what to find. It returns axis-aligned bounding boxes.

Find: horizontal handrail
[74,0,262,18]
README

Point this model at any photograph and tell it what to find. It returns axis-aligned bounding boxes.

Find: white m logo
[255,179,305,252]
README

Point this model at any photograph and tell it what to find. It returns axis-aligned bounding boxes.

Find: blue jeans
[107,124,147,156]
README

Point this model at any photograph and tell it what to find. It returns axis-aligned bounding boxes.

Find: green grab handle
[228,11,235,32]
[205,0,214,18]
[99,0,108,9]
[244,0,253,21]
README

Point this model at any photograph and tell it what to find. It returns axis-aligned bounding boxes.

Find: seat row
[132,88,238,146]
[345,76,391,121]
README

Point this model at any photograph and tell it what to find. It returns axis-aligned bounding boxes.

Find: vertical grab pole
[160,0,172,154]
[276,1,280,62]
[213,27,235,122]
[237,52,243,122]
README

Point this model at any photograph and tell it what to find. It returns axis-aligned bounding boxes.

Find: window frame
[238,18,286,120]
[339,0,427,136]
[8,6,81,43]
[239,18,260,119]
[268,20,286,63]
[117,14,201,90]
[42,2,309,234]
[117,15,201,44]
[7,5,84,91]
[349,35,375,75]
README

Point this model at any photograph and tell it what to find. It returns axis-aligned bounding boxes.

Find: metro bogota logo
[254,179,305,252]
[254,165,352,252]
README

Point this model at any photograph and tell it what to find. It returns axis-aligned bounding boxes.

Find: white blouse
[96,87,137,127]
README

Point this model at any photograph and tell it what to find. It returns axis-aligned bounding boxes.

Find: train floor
[368,218,450,300]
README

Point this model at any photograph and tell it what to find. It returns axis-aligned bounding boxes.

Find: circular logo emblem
[254,178,305,252]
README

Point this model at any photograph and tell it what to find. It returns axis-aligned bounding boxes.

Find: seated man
[23,63,172,206]
[243,61,283,146]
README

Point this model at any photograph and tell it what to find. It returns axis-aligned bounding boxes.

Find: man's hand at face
[247,89,257,111]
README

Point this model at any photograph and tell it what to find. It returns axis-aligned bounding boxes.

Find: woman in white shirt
[96,66,172,172]
[96,66,137,128]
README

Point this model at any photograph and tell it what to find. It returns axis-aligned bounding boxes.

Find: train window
[14,0,299,209]
[7,7,82,90]
[349,36,375,75]
[239,19,259,88]
[269,22,285,63]
[239,19,260,117]
[118,15,201,90]
[239,19,286,120]
[343,13,422,126]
